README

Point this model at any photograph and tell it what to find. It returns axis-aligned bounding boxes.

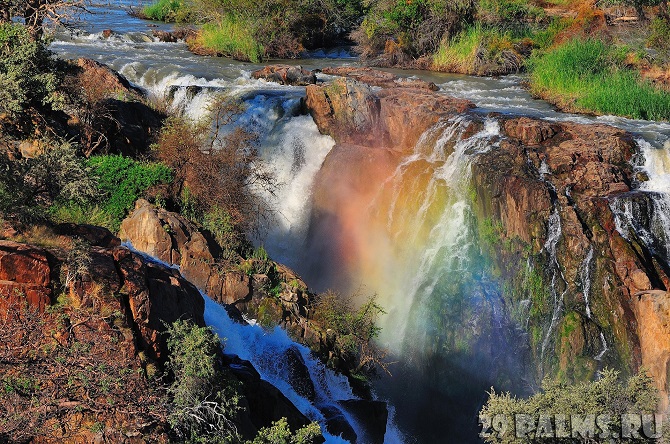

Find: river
[51,3,670,442]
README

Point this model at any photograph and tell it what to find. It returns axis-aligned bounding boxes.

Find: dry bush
[154,95,277,242]
[0,296,169,442]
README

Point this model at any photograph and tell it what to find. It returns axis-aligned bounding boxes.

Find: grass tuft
[529,38,670,121]
[191,17,264,63]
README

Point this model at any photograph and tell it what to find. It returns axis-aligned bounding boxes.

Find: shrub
[433,24,523,75]
[0,141,97,224]
[143,0,192,22]
[353,0,476,60]
[529,38,670,120]
[166,319,242,442]
[0,23,67,133]
[477,0,545,24]
[245,418,322,444]
[480,369,660,443]
[647,16,670,53]
[311,291,387,375]
[154,100,276,247]
[87,155,173,230]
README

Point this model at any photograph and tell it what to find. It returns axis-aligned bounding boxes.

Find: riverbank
[140,0,670,121]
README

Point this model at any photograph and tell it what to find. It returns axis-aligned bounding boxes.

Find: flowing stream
[51,3,670,442]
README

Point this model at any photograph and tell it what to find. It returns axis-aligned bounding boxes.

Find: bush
[245,418,322,444]
[529,38,670,120]
[166,319,242,442]
[154,101,276,249]
[0,141,97,224]
[647,16,670,53]
[87,155,173,230]
[143,0,192,22]
[480,369,661,443]
[433,24,524,75]
[311,291,387,375]
[354,0,476,60]
[0,23,68,134]
[477,0,545,24]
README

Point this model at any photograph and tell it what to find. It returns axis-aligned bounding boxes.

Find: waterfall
[540,207,567,365]
[611,139,670,268]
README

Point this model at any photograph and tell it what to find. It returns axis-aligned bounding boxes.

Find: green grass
[142,0,191,22]
[529,38,670,121]
[195,18,264,63]
[434,24,486,72]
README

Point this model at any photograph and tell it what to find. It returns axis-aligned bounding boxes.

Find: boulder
[339,399,388,444]
[317,404,357,442]
[252,65,317,86]
[321,67,438,91]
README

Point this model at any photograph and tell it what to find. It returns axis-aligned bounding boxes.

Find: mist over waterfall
[45,7,670,441]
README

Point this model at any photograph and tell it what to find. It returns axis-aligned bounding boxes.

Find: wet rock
[321,66,438,91]
[282,345,316,401]
[339,399,388,444]
[318,404,357,443]
[252,64,317,86]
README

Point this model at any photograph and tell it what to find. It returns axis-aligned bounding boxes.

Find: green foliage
[143,0,192,22]
[529,38,670,121]
[245,418,322,444]
[196,18,264,63]
[166,319,241,443]
[480,369,661,443]
[433,23,525,75]
[356,0,477,58]
[87,155,172,230]
[202,205,247,259]
[312,292,384,362]
[477,0,545,23]
[0,23,67,129]
[647,16,670,53]
[0,141,97,224]
[48,202,116,229]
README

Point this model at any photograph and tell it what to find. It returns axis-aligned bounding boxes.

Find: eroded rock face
[305,78,473,153]
[303,73,670,407]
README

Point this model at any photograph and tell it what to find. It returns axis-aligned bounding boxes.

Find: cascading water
[611,138,670,268]
[48,5,670,441]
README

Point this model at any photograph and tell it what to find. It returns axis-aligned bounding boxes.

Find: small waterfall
[540,207,567,365]
[611,139,670,268]
[203,297,360,443]
[580,246,594,319]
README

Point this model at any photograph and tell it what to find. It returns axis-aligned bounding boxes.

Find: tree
[153,95,277,248]
[0,0,88,39]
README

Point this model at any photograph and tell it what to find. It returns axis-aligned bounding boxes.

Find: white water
[540,207,567,365]
[203,297,358,444]
[364,117,501,353]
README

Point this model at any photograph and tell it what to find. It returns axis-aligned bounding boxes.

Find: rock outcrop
[305,77,473,153]
[0,225,315,442]
[321,67,439,91]
[71,58,164,157]
[252,64,317,86]
[303,73,670,408]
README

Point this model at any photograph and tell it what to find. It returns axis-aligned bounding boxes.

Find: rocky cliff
[0,224,313,442]
[303,68,670,409]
